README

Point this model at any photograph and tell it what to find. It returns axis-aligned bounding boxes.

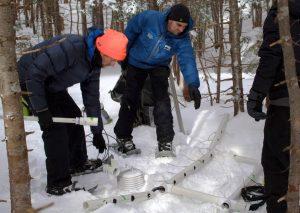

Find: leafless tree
[229,0,244,115]
[251,0,263,28]
[277,0,300,211]
[93,0,104,29]
[80,0,87,34]
[0,0,32,212]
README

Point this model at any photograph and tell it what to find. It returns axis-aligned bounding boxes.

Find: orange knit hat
[96,29,128,61]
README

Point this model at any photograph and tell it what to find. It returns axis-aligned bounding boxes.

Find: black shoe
[156,141,176,158]
[70,159,103,176]
[117,138,137,153]
[46,181,85,196]
[158,141,173,152]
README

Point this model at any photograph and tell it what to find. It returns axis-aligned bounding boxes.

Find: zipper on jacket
[147,34,165,63]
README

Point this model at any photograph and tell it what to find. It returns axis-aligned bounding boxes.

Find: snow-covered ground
[0,65,267,212]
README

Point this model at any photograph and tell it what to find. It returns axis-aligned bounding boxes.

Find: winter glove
[119,57,128,71]
[37,109,53,131]
[188,85,201,109]
[247,89,267,121]
[92,133,107,153]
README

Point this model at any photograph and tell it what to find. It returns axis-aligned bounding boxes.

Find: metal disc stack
[117,168,145,191]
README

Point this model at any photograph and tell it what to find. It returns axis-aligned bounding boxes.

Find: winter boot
[46,181,85,196]
[115,138,141,156]
[70,159,103,176]
[155,141,176,158]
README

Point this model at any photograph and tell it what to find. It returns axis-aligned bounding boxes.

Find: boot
[116,138,141,155]
[156,141,176,158]
[70,159,103,176]
[46,181,85,196]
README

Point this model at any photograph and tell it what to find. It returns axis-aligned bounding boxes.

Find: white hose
[0,115,98,126]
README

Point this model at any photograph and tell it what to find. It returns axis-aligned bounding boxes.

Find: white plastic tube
[26,116,98,126]
[0,115,98,126]
[83,191,156,212]
[169,185,250,211]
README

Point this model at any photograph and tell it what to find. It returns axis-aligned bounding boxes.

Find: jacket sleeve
[80,71,103,135]
[125,11,149,50]
[25,36,78,112]
[176,36,200,88]
[251,9,283,95]
[26,52,56,112]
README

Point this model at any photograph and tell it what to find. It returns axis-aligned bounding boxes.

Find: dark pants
[262,105,290,213]
[22,85,88,188]
[114,65,175,143]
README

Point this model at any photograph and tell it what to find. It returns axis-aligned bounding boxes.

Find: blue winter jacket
[18,27,104,134]
[125,9,200,87]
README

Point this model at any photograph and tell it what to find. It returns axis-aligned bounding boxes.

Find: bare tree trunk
[104,5,108,28]
[211,0,224,103]
[92,0,104,29]
[29,1,36,34]
[147,0,159,10]
[266,0,271,12]
[229,0,243,115]
[0,1,32,212]
[43,0,54,39]
[277,1,300,212]
[24,0,30,27]
[251,0,262,28]
[199,57,213,106]
[69,0,73,33]
[80,0,87,35]
[76,0,79,34]
[111,0,124,32]
[38,2,47,39]
[211,0,220,48]
[53,0,64,35]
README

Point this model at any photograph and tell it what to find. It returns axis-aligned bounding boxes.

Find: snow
[0,65,267,212]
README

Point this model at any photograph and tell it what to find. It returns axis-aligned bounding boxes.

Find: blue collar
[85,27,104,60]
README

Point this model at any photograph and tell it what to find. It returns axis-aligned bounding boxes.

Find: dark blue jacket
[251,6,300,100]
[18,28,104,134]
[125,9,200,87]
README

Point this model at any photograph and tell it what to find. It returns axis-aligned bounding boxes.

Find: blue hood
[85,27,104,60]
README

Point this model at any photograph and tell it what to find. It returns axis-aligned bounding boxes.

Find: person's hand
[188,85,201,109]
[119,57,128,71]
[247,89,267,121]
[92,133,107,153]
[37,109,53,131]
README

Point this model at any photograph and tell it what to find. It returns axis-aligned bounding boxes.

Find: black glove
[188,85,201,109]
[119,57,128,71]
[92,133,107,153]
[247,89,267,121]
[37,110,53,131]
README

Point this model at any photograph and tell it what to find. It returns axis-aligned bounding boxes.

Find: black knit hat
[168,4,190,23]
